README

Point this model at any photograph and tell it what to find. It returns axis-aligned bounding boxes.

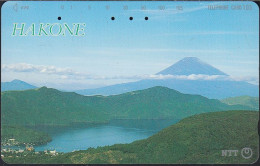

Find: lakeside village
[1,138,61,159]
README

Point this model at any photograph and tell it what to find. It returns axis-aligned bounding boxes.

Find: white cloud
[2,63,258,85]
[229,76,259,85]
[143,74,227,81]
[2,63,88,77]
[137,74,259,85]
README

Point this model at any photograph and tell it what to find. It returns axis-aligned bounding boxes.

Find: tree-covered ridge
[3,111,258,164]
[1,126,51,146]
[221,96,259,110]
[1,86,252,127]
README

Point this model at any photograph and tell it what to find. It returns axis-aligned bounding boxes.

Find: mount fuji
[76,57,258,99]
[157,57,228,76]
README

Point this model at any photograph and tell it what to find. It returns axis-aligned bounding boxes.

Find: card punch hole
[110,17,149,21]
[57,16,148,21]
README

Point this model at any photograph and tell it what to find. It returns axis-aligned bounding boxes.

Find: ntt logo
[221,147,253,159]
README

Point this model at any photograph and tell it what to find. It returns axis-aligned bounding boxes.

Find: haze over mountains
[76,57,258,99]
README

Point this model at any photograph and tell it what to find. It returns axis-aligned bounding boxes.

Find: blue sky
[1,1,259,90]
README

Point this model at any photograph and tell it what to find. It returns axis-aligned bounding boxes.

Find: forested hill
[1,86,253,127]
[221,96,259,110]
[4,111,258,164]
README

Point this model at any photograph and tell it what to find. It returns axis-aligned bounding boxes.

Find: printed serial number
[208,5,252,10]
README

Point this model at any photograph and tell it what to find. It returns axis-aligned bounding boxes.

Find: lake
[34,119,180,152]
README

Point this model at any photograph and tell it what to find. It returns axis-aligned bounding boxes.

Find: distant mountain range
[1,57,258,99]
[76,57,258,99]
[1,79,37,92]
[1,86,253,127]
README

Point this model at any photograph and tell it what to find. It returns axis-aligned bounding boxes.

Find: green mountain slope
[221,96,259,110]
[1,87,109,126]
[1,126,51,146]
[1,86,252,127]
[4,111,258,164]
